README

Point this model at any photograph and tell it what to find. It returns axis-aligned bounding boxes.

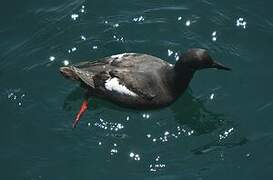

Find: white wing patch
[105,77,138,97]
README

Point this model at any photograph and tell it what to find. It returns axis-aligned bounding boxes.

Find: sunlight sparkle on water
[210,93,215,100]
[71,14,79,20]
[219,127,234,140]
[113,23,120,28]
[80,35,86,40]
[149,155,166,172]
[63,60,69,66]
[185,20,191,26]
[129,152,140,161]
[167,49,179,61]
[168,49,173,56]
[68,47,77,53]
[110,149,118,155]
[174,52,179,61]
[142,113,150,119]
[133,16,144,22]
[7,89,26,107]
[80,5,85,13]
[94,118,124,131]
[236,17,247,29]
[212,31,217,42]
[49,56,55,61]
[212,31,217,36]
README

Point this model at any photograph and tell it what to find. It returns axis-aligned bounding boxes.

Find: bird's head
[175,48,231,73]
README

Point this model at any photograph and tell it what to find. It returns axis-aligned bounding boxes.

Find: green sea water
[1,0,273,179]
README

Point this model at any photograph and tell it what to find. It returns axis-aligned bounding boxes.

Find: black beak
[212,61,231,71]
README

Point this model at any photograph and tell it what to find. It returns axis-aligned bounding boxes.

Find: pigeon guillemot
[60,48,231,127]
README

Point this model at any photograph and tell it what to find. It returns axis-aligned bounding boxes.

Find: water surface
[1,0,273,179]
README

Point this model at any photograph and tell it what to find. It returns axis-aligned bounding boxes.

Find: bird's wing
[107,69,157,100]
[70,66,96,88]
[70,53,168,99]
[70,58,111,88]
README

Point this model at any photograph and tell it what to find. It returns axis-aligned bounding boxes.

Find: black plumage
[60,48,231,109]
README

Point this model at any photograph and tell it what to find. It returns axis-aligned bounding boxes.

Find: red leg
[73,99,89,128]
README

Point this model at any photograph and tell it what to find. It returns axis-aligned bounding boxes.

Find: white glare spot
[147,134,151,138]
[212,31,217,36]
[81,35,86,40]
[92,46,98,49]
[178,16,182,21]
[185,20,191,26]
[152,138,157,142]
[104,20,108,24]
[134,154,141,161]
[18,102,22,106]
[133,16,144,22]
[126,116,130,121]
[110,149,118,155]
[63,60,69,66]
[98,142,102,145]
[210,93,214,100]
[71,47,77,52]
[212,37,217,42]
[87,122,91,126]
[174,53,180,61]
[236,17,247,29]
[71,14,79,20]
[219,127,234,140]
[168,49,173,56]
[129,152,140,160]
[80,6,85,13]
[113,23,119,28]
[49,56,55,61]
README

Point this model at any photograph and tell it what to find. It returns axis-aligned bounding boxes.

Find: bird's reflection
[63,87,226,136]
[170,89,226,135]
[63,87,85,111]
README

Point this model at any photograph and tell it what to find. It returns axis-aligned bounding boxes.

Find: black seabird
[60,48,231,127]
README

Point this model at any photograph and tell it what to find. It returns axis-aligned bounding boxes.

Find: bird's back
[62,53,176,108]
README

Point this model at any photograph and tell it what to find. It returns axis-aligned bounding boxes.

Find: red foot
[73,99,89,128]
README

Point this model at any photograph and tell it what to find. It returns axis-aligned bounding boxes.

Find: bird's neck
[171,66,195,96]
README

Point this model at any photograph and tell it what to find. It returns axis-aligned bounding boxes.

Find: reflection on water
[63,86,227,137]
[192,137,248,155]
[171,90,226,135]
[2,0,273,179]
